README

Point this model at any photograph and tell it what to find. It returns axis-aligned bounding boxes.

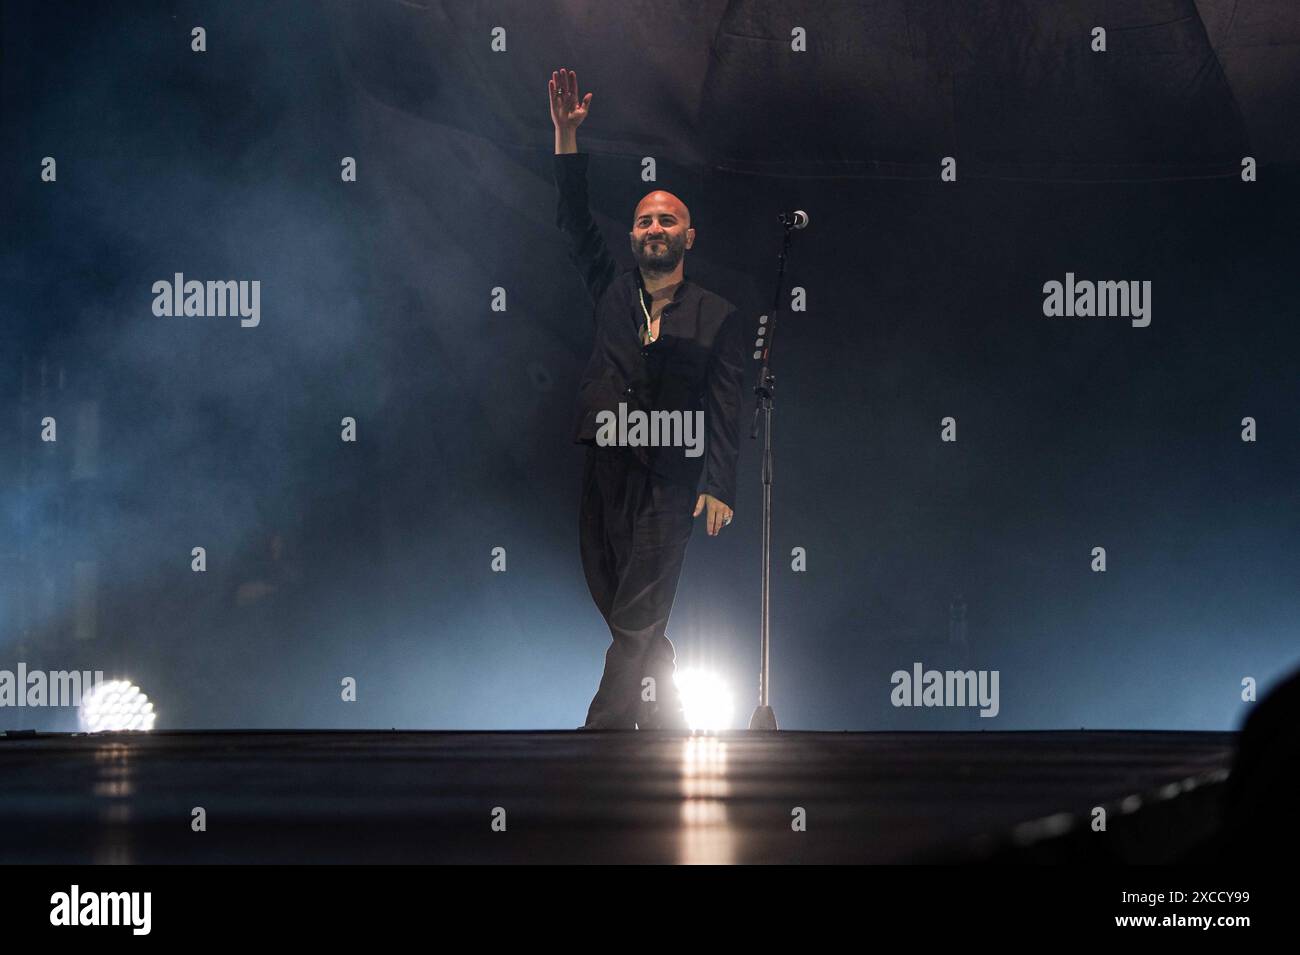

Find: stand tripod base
[748,705,779,731]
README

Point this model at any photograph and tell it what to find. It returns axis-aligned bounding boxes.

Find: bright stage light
[676,668,734,732]
[79,680,156,733]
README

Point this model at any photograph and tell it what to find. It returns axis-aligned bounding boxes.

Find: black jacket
[554,151,745,510]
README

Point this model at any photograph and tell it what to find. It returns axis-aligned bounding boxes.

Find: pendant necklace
[638,287,660,344]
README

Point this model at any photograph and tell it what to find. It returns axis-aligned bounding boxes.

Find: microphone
[778,209,810,230]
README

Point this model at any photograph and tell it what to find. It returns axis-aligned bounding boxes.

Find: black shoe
[636,701,690,731]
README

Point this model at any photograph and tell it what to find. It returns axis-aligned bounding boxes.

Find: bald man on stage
[549,67,746,730]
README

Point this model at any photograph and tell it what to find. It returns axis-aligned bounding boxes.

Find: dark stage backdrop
[2,0,1297,730]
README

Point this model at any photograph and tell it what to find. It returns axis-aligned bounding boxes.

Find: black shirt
[554,151,745,510]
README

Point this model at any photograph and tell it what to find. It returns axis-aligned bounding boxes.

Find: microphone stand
[748,213,802,731]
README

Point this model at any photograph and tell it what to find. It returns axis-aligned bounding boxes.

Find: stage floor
[0,729,1234,863]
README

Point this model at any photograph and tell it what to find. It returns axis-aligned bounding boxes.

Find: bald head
[629,190,695,276]
[634,190,691,230]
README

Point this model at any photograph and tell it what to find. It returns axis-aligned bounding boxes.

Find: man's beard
[632,233,686,274]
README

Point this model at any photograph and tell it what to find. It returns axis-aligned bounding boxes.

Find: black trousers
[579,444,696,729]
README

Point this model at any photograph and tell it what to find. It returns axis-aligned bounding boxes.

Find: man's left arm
[698,305,745,532]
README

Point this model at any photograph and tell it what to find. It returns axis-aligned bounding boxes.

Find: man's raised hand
[550,68,592,153]
[549,68,592,128]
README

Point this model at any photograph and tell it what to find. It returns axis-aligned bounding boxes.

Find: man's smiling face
[630,191,694,274]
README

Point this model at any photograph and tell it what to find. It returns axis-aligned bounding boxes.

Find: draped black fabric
[334,0,1300,178]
